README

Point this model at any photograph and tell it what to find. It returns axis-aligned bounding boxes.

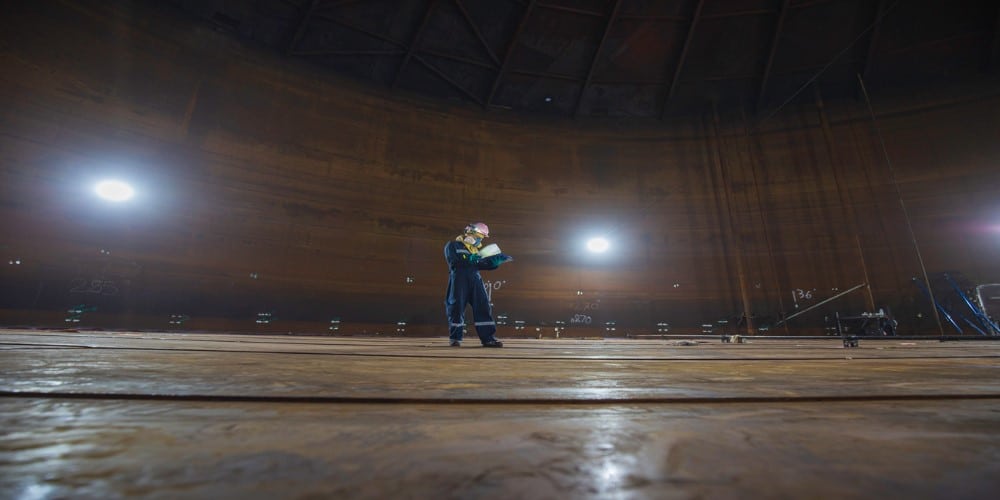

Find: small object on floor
[450,341,461,347]
[482,340,503,348]
[668,340,700,346]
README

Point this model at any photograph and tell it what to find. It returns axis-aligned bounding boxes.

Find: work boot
[482,340,503,348]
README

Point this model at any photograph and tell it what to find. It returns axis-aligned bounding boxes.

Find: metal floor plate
[2,330,999,498]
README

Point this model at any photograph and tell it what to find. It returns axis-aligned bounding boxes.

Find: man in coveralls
[444,222,513,347]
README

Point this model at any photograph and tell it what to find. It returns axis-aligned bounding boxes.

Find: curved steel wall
[1,2,998,334]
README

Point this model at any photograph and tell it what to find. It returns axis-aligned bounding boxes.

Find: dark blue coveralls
[444,240,501,344]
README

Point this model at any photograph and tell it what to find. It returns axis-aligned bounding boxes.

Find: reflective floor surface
[2,329,999,498]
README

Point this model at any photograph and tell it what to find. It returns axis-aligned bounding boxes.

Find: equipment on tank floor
[975,284,1000,319]
[774,283,868,328]
[945,275,999,335]
[913,274,1000,336]
[832,309,897,337]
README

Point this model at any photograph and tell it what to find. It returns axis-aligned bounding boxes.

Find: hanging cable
[856,73,945,335]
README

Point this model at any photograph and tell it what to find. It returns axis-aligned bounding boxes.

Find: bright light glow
[95,180,134,202]
[586,237,610,253]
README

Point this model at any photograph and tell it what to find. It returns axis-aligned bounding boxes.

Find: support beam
[454,0,501,67]
[708,103,754,335]
[315,0,368,11]
[537,3,602,18]
[314,14,408,49]
[420,48,495,69]
[660,0,704,120]
[738,104,791,333]
[293,49,404,56]
[286,0,321,55]
[883,31,989,56]
[593,78,664,85]
[486,0,536,108]
[812,85,871,311]
[990,4,1000,71]
[789,0,837,9]
[861,0,887,80]
[756,0,792,111]
[573,0,623,117]
[680,60,858,83]
[512,59,859,87]
[393,0,439,89]
[412,54,485,105]
[618,14,687,22]
[509,69,579,82]
[306,10,495,103]
[701,9,775,21]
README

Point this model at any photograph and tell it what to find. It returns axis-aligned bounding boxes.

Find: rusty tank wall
[1,1,999,335]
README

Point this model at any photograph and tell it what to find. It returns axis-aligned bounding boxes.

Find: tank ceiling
[165,0,1000,118]
[0,1,999,334]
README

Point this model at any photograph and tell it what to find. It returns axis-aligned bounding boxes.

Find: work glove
[491,254,514,266]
